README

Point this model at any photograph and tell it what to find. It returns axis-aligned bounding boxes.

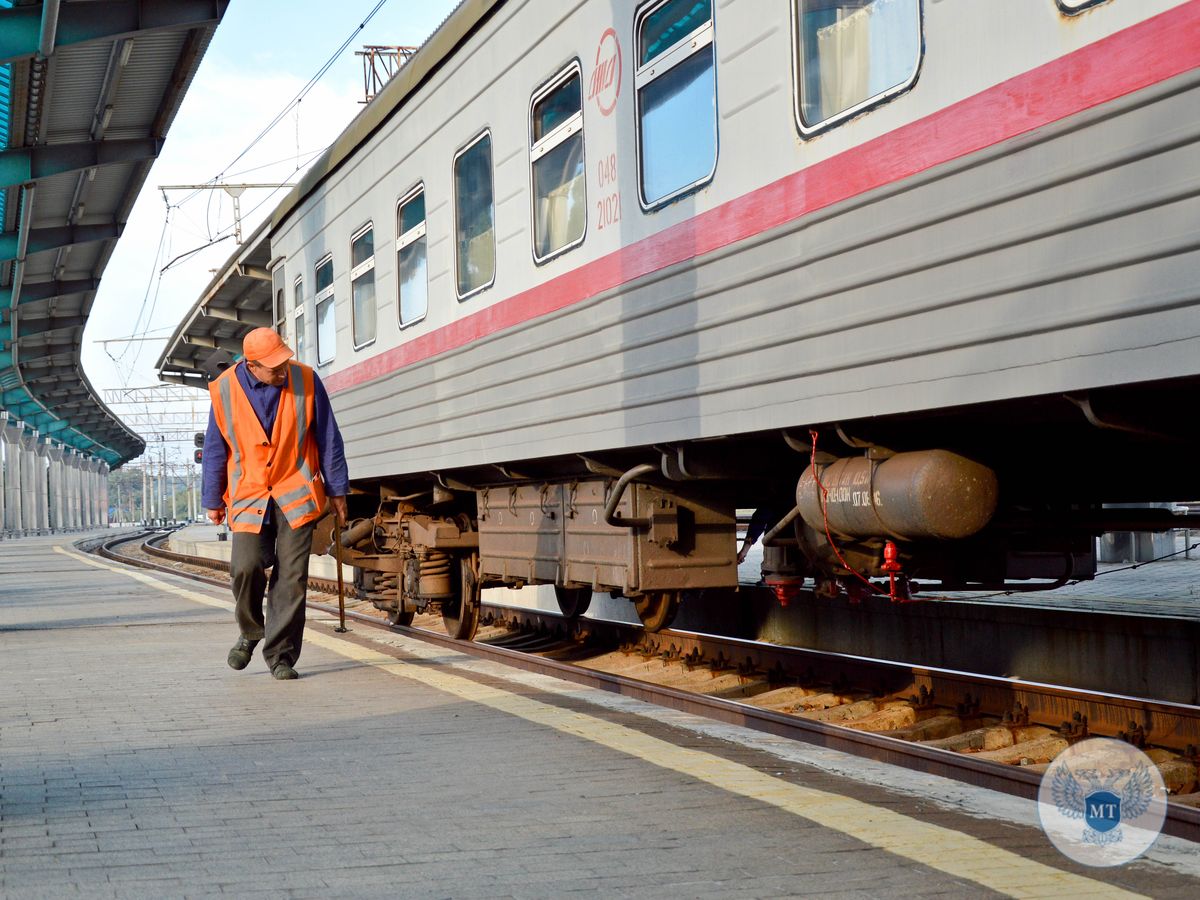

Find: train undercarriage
[327,377,1200,638]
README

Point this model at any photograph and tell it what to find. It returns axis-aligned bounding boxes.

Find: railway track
[92,529,1200,842]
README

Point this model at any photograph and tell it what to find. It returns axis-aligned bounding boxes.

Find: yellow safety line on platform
[57,546,1142,899]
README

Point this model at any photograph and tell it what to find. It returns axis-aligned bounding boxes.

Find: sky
[81,0,462,461]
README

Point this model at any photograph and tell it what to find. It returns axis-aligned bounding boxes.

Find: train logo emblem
[590,28,621,116]
[1037,738,1166,866]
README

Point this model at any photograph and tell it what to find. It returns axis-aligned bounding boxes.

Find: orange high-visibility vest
[209,362,327,533]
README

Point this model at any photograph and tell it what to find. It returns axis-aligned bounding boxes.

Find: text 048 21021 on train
[159,0,1200,636]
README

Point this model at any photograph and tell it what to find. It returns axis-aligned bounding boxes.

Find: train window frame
[633,0,719,211]
[528,60,587,265]
[292,275,307,365]
[452,129,497,302]
[791,0,924,137]
[396,182,429,329]
[349,221,377,352]
[1056,0,1109,13]
[314,253,336,367]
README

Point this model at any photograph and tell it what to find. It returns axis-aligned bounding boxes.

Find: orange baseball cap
[242,327,294,368]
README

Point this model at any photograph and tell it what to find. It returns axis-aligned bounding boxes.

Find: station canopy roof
[154,218,274,390]
[0,0,228,467]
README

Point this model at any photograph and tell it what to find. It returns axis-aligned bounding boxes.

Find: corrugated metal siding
[109,31,187,136]
[42,43,112,142]
[27,175,78,226]
[76,160,138,220]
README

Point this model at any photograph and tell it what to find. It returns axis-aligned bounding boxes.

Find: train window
[272,264,287,340]
[530,63,586,263]
[350,223,376,350]
[293,276,307,365]
[396,184,428,327]
[453,131,496,299]
[314,255,335,365]
[794,0,922,135]
[634,0,717,209]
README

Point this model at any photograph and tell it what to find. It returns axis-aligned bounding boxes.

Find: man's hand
[207,507,226,526]
[330,495,348,524]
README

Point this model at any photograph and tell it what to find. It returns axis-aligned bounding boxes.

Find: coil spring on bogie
[365,573,399,604]
[418,550,453,598]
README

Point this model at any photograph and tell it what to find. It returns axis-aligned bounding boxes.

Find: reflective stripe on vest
[218,376,244,502]
[230,496,267,529]
[290,363,318,486]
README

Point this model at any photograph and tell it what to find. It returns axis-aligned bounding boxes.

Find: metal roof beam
[16,343,75,361]
[1,278,99,306]
[0,1,229,64]
[1,399,42,418]
[0,139,162,187]
[16,364,76,380]
[0,222,122,262]
[17,316,88,337]
[183,333,243,354]
[199,305,272,327]
[159,372,209,390]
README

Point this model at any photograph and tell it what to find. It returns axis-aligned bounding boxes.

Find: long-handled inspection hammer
[333,519,348,633]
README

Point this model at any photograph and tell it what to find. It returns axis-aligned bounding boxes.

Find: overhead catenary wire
[177,0,391,220]
[217,0,389,178]
[117,199,175,365]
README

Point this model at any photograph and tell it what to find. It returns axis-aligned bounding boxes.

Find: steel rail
[90,531,1200,843]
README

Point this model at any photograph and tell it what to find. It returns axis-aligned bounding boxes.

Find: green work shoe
[271,662,299,680]
[226,636,258,671]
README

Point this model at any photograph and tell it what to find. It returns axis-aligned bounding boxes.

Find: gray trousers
[230,500,316,668]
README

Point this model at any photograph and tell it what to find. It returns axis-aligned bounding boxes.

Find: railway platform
[3,532,1200,898]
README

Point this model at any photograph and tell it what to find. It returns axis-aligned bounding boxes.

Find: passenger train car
[163,0,1200,637]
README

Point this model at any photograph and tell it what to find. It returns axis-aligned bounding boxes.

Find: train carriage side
[269,0,1200,633]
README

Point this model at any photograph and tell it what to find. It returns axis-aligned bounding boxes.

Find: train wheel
[387,607,415,627]
[633,591,679,632]
[442,553,481,641]
[554,585,592,619]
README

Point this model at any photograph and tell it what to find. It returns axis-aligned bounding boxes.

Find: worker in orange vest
[202,328,349,680]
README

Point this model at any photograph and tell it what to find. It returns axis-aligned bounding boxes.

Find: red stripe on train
[325,0,1200,394]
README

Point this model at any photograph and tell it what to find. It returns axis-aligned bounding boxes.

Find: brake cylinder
[796,450,998,541]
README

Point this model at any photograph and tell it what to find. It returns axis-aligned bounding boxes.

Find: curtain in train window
[796,0,921,132]
[454,133,495,298]
[531,66,585,262]
[315,256,335,365]
[350,224,376,349]
[293,277,307,364]
[635,0,716,208]
[396,186,428,326]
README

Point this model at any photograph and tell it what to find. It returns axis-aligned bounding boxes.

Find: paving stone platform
[2,531,1199,899]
